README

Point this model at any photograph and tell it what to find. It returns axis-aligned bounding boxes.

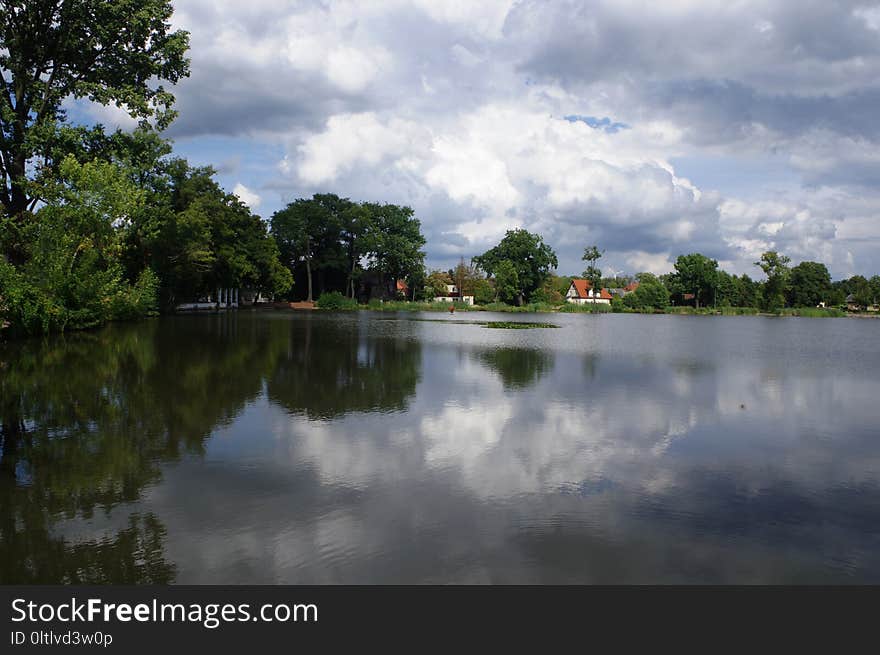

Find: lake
[1,311,879,583]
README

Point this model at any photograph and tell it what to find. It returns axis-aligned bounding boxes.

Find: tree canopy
[0,0,190,233]
[473,229,558,305]
[270,196,426,302]
[669,253,718,308]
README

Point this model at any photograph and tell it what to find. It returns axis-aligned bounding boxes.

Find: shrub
[316,291,358,310]
[559,302,611,313]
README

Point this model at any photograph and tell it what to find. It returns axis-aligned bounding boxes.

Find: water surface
[1,311,878,583]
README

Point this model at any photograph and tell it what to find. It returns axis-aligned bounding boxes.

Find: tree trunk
[305,256,313,302]
[348,257,357,299]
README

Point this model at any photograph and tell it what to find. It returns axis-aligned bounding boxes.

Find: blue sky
[74,1,880,279]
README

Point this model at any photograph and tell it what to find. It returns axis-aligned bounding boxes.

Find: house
[396,279,409,299]
[623,281,640,294]
[844,294,878,312]
[565,279,612,305]
[434,284,475,305]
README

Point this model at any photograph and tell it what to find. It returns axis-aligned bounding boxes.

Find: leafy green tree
[471,277,495,305]
[363,202,426,297]
[493,260,520,303]
[671,253,718,308]
[735,274,761,308]
[137,163,290,307]
[843,275,874,309]
[0,0,190,262]
[623,272,669,310]
[581,245,603,296]
[756,251,791,311]
[0,156,158,335]
[473,229,558,305]
[424,270,452,299]
[787,261,832,307]
[270,197,334,302]
[340,200,371,298]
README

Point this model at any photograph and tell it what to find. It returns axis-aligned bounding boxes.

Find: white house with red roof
[565,279,612,305]
[434,284,474,305]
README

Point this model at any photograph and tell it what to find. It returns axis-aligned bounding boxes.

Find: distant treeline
[408,231,880,313]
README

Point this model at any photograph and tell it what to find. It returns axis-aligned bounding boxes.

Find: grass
[775,307,846,318]
[309,296,851,318]
[484,321,559,329]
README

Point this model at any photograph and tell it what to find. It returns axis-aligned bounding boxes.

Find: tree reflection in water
[0,316,284,583]
[0,313,424,583]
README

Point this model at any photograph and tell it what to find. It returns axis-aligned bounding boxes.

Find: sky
[75,0,880,279]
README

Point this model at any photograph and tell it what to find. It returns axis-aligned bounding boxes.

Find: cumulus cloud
[161,0,880,277]
[233,183,261,210]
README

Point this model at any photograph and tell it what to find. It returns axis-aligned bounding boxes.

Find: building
[434,284,475,305]
[396,279,409,299]
[565,279,612,305]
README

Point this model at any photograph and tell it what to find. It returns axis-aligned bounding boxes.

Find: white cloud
[164,0,880,277]
[233,183,261,210]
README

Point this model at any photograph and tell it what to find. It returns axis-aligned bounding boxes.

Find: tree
[473,229,558,305]
[271,198,332,302]
[581,245,603,297]
[0,155,158,335]
[735,274,761,308]
[339,200,370,298]
[623,272,669,310]
[844,275,875,309]
[493,260,519,303]
[0,0,190,262]
[787,261,831,308]
[756,251,791,311]
[363,202,426,298]
[471,277,495,305]
[424,269,452,299]
[672,253,718,308]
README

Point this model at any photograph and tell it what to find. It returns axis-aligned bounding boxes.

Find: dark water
[1,311,879,584]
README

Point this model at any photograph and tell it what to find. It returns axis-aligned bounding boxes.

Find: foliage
[474,229,558,305]
[424,269,453,298]
[0,0,190,251]
[530,284,563,305]
[581,245,603,296]
[484,321,559,329]
[558,302,611,313]
[271,196,425,301]
[670,253,719,308]
[471,277,495,305]
[492,260,520,303]
[623,272,669,310]
[787,261,832,308]
[0,156,159,336]
[756,250,791,311]
[132,161,292,308]
[316,291,358,310]
[363,202,427,296]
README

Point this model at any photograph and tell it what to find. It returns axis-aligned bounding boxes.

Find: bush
[316,291,358,310]
[559,302,611,313]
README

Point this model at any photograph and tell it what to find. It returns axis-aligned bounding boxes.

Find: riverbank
[306,297,857,318]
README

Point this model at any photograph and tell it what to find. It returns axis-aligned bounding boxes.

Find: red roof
[571,279,612,300]
[396,279,408,292]
[624,281,640,292]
